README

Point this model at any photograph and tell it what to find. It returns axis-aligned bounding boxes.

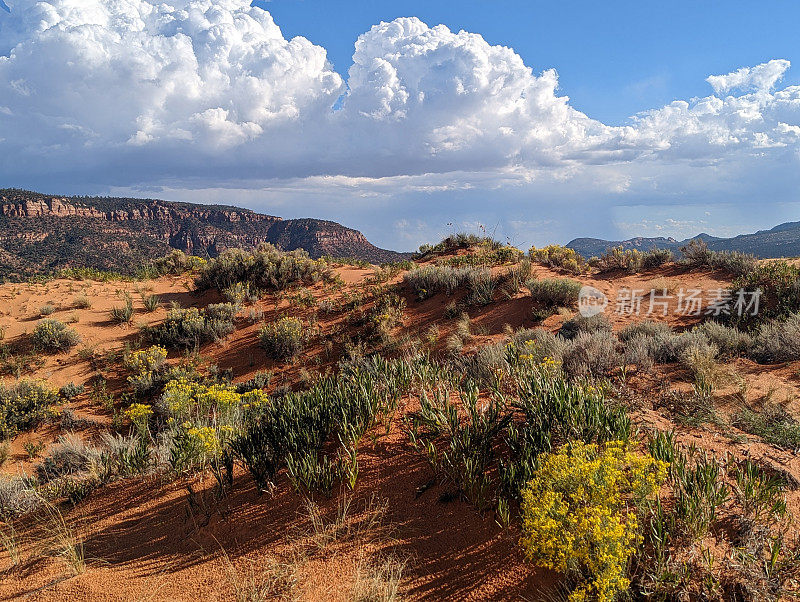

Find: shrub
[694,321,752,357]
[751,314,800,362]
[734,404,800,450]
[618,320,672,342]
[404,265,497,305]
[562,331,622,377]
[681,239,757,276]
[235,371,272,394]
[0,477,41,519]
[143,250,206,277]
[558,313,613,340]
[196,243,329,292]
[680,239,714,267]
[416,232,502,256]
[731,261,800,325]
[260,317,305,361]
[221,282,261,305]
[503,259,532,297]
[641,248,674,269]
[0,380,59,438]
[59,382,85,400]
[36,434,102,483]
[143,304,236,349]
[520,441,667,602]
[526,278,582,307]
[596,246,643,273]
[529,245,584,274]
[32,319,81,352]
[73,294,92,309]
[39,304,55,316]
[511,328,569,364]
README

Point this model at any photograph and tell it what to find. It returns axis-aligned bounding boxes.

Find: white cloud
[705,59,790,95]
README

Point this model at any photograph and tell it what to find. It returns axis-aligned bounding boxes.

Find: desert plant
[596,246,643,273]
[59,382,85,400]
[561,331,622,377]
[558,313,613,340]
[529,245,584,274]
[142,293,161,312]
[73,294,92,309]
[143,303,237,349]
[32,319,81,352]
[0,380,59,438]
[259,317,305,361]
[520,440,667,602]
[641,248,675,269]
[39,304,55,316]
[751,313,800,362]
[526,278,582,307]
[734,404,800,450]
[197,243,329,293]
[109,297,134,324]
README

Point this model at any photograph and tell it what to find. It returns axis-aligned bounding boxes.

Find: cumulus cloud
[0,0,799,220]
[705,59,790,94]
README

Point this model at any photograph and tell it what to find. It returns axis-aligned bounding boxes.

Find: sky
[1,1,800,252]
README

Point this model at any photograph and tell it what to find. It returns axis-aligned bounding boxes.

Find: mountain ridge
[0,189,409,279]
[566,220,800,259]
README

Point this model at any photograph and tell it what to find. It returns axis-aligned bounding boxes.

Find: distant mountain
[0,189,409,280]
[567,221,800,259]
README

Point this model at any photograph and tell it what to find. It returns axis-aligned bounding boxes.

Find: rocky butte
[0,189,409,280]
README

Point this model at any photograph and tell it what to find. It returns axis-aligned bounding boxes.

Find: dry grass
[221,547,301,602]
[37,498,86,575]
[350,552,406,602]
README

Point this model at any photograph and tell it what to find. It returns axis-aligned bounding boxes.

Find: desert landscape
[3,2,800,600]
[0,234,799,600]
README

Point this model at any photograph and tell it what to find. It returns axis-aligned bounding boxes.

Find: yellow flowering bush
[529,244,584,274]
[0,380,59,438]
[125,403,153,431]
[259,316,305,361]
[124,345,167,375]
[520,440,667,602]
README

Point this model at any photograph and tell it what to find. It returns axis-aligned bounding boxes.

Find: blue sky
[2,0,800,251]
[260,0,800,125]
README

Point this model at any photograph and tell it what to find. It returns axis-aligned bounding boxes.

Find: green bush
[526,278,582,307]
[681,239,757,276]
[404,265,498,305]
[143,303,236,349]
[731,260,800,325]
[641,248,675,269]
[0,380,59,438]
[31,319,81,352]
[142,250,206,277]
[259,317,305,361]
[416,232,502,256]
[562,331,622,377]
[196,243,329,292]
[751,313,800,362]
[59,382,85,400]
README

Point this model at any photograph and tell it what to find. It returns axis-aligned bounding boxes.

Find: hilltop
[0,189,409,280]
